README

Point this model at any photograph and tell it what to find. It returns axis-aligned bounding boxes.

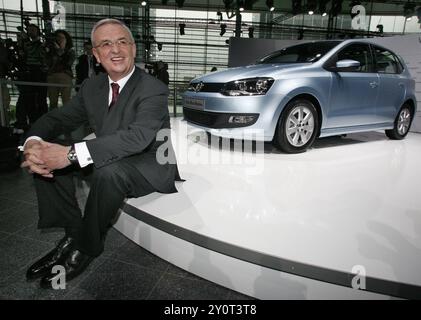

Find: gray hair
[90,18,134,46]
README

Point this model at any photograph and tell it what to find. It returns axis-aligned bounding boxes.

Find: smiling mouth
[111,57,124,62]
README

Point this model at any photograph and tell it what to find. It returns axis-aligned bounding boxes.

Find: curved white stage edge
[113,118,421,299]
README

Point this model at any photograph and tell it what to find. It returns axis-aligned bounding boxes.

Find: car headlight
[221,77,274,96]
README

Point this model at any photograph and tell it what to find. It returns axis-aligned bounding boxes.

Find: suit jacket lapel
[112,68,141,111]
[100,68,142,135]
[92,75,109,134]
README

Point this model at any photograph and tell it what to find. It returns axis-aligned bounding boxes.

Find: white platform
[113,119,421,299]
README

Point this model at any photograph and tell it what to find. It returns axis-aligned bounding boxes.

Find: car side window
[374,46,402,74]
[336,43,373,72]
[270,53,300,63]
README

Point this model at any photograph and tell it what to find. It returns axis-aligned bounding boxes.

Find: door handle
[398,82,405,87]
[369,81,378,88]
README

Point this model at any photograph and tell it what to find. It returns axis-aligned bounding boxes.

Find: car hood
[193,63,310,82]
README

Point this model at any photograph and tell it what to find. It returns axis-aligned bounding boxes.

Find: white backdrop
[228,35,421,133]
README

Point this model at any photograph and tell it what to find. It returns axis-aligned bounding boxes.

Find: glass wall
[148,8,256,113]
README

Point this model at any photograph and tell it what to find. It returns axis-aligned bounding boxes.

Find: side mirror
[334,59,361,71]
[336,59,360,68]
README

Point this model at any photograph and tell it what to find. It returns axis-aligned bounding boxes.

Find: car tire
[385,104,413,140]
[274,99,320,153]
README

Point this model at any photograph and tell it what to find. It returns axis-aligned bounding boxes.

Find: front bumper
[182,91,286,141]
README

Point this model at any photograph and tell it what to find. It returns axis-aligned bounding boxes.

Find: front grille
[183,108,259,129]
[189,82,225,93]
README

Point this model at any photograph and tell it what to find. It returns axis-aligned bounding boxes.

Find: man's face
[92,23,136,81]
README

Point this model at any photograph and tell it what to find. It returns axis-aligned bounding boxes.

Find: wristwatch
[67,145,78,165]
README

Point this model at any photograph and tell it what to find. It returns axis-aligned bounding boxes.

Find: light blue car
[183,40,417,153]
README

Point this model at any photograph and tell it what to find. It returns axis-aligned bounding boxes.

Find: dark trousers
[15,69,48,128]
[34,159,157,257]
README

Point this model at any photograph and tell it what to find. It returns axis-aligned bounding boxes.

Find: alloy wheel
[285,105,315,147]
[397,107,411,136]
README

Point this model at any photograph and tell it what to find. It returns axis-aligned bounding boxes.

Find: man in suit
[21,19,180,289]
[75,41,104,91]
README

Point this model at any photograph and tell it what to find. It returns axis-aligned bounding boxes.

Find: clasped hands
[21,140,72,178]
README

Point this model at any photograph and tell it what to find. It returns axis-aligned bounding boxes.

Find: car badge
[194,82,204,92]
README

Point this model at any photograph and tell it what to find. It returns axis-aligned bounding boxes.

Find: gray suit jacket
[26,67,179,194]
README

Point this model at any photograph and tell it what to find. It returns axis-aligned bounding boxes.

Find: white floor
[117,119,421,299]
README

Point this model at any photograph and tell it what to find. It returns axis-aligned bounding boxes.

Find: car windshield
[256,41,341,64]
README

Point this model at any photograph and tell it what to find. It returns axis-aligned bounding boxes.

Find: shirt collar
[108,66,135,91]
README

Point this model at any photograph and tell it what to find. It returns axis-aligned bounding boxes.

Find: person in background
[46,29,75,109]
[75,41,104,91]
[15,24,48,130]
[153,60,169,86]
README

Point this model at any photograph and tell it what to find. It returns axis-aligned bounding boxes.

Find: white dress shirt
[24,66,136,168]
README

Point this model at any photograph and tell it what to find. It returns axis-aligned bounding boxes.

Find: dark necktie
[109,82,120,108]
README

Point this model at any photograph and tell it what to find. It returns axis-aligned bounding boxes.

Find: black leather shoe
[26,236,74,281]
[40,249,94,289]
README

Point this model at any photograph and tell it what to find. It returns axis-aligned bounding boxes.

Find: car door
[372,45,406,124]
[325,43,379,128]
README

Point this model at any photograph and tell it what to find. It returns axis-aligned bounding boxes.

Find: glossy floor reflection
[124,120,421,298]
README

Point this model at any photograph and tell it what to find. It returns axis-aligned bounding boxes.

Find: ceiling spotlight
[141,1,147,6]
[248,27,254,38]
[238,0,245,11]
[220,23,227,36]
[266,0,275,12]
[179,23,185,35]
[319,0,328,16]
[307,0,317,15]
